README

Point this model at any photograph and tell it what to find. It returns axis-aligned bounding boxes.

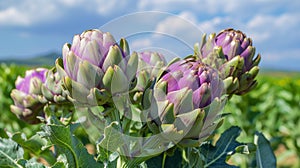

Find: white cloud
[245,12,300,45]
[154,11,204,46]
[130,39,152,51]
[0,7,30,26]
[95,0,129,15]
[0,0,131,26]
[137,0,254,15]
[0,0,59,26]
[198,16,240,34]
[58,0,84,7]
[138,0,195,11]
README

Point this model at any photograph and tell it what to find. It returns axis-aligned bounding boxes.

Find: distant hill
[0,52,61,66]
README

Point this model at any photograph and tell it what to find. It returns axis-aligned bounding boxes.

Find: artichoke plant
[10,68,48,124]
[56,29,138,106]
[147,57,225,147]
[195,28,261,95]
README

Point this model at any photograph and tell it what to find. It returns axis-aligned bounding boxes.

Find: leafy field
[0,63,299,167]
[221,71,300,167]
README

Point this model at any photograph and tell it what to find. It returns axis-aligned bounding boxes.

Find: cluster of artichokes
[10,28,260,147]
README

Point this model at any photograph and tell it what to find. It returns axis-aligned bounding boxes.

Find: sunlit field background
[0,59,299,167]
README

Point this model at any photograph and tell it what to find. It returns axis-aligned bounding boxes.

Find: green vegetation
[221,72,300,167]
[0,63,299,167]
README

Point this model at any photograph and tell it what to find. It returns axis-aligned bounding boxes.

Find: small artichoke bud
[10,68,48,124]
[195,28,261,95]
[133,51,166,102]
[41,67,67,103]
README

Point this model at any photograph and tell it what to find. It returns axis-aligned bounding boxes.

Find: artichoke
[56,29,138,106]
[195,28,261,95]
[41,67,67,104]
[137,51,166,83]
[132,51,166,103]
[147,58,225,147]
[10,68,48,124]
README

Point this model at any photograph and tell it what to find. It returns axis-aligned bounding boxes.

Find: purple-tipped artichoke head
[160,58,223,109]
[56,29,136,105]
[195,28,261,95]
[147,58,225,147]
[10,68,47,124]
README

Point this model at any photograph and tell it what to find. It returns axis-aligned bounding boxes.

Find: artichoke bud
[41,67,67,103]
[135,51,166,91]
[10,68,48,124]
[57,29,132,106]
[198,28,261,95]
[147,58,225,146]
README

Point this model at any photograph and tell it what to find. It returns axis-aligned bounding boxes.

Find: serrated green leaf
[0,138,24,168]
[39,124,102,168]
[12,133,56,165]
[97,122,124,160]
[200,126,245,168]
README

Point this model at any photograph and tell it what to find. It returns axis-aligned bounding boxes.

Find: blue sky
[0,0,299,70]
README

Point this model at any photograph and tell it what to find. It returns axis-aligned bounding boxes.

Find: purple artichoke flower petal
[16,68,47,94]
[158,58,223,110]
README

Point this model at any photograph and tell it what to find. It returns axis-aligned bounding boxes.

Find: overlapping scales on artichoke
[195,28,261,95]
[146,58,225,147]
